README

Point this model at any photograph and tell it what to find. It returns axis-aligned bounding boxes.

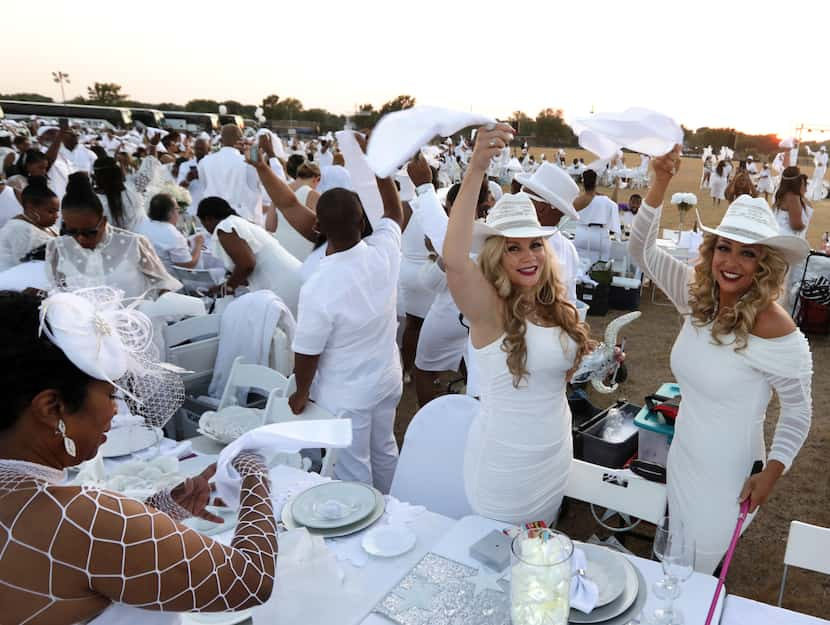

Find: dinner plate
[100,425,163,458]
[291,481,377,529]
[281,487,385,538]
[579,542,628,608]
[182,506,238,537]
[569,544,639,623]
[361,525,416,558]
[180,609,251,625]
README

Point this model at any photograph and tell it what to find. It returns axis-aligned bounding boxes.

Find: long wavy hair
[773,166,808,211]
[688,233,789,350]
[478,236,594,386]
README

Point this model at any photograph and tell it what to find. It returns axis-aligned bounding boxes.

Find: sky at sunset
[4,0,829,139]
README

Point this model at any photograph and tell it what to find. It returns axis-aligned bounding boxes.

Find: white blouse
[0,218,57,271]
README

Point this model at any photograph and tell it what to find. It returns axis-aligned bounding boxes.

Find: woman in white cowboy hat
[629,146,813,574]
[443,123,594,525]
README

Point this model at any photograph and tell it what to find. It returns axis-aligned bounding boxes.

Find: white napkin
[215,419,352,504]
[571,107,683,159]
[570,548,600,614]
[367,106,495,177]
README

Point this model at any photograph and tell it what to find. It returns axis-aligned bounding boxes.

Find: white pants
[320,386,402,493]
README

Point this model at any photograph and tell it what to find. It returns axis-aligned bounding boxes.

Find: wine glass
[650,516,695,625]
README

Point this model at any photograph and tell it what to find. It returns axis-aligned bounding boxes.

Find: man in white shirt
[37,126,73,199]
[317,140,334,168]
[99,130,121,156]
[59,131,97,174]
[177,137,210,214]
[197,125,263,225]
[573,169,621,263]
[289,177,404,493]
[745,155,757,175]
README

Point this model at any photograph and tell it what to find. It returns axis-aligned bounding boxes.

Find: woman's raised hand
[469,123,514,171]
[652,144,682,182]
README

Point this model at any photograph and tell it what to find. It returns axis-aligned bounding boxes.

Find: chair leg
[777,564,789,607]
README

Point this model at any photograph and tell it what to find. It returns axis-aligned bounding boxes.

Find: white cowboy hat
[514,162,581,219]
[472,193,557,251]
[698,195,810,265]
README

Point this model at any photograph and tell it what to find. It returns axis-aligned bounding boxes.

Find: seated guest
[0,177,59,271]
[287,175,404,493]
[46,174,181,299]
[0,176,24,229]
[93,156,146,231]
[136,193,204,269]
[0,289,277,623]
[196,196,303,314]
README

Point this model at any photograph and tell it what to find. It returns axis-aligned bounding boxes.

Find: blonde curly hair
[688,234,789,349]
[478,236,594,387]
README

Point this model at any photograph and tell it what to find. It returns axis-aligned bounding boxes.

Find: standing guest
[317,140,335,168]
[59,130,97,174]
[136,193,204,270]
[36,126,73,199]
[290,161,321,210]
[573,169,621,263]
[773,167,813,310]
[710,160,728,207]
[198,125,264,226]
[726,169,756,202]
[629,147,812,573]
[46,174,181,299]
[287,173,404,493]
[196,196,303,314]
[756,162,774,201]
[701,155,713,189]
[0,289,277,624]
[92,156,146,232]
[444,124,593,525]
[0,177,58,271]
[177,137,210,215]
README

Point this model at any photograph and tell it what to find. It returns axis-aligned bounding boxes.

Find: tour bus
[129,108,166,128]
[0,100,133,128]
[160,111,219,133]
[218,114,245,129]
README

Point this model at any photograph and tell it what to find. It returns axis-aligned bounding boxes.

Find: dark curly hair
[0,291,93,431]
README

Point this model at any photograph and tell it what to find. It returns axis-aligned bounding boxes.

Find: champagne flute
[650,516,695,625]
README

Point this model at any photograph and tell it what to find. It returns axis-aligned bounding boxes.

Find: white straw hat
[472,192,557,251]
[698,195,810,265]
[514,162,581,219]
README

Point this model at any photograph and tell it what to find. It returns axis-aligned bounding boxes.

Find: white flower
[160,182,192,208]
[671,192,697,208]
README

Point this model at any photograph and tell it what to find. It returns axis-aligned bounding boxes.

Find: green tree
[379,94,416,116]
[511,110,535,136]
[86,82,128,105]
[185,99,220,113]
[535,108,575,146]
[0,92,53,102]
[276,97,304,119]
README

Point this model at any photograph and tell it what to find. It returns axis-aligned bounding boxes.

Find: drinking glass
[650,516,695,625]
[510,528,573,625]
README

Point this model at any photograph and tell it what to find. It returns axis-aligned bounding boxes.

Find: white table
[721,595,830,624]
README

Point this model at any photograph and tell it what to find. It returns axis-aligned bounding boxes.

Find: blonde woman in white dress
[443,124,593,525]
[630,147,813,573]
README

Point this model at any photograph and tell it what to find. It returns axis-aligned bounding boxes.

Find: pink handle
[704,500,750,625]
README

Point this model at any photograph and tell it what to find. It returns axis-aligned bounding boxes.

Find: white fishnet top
[0,453,277,625]
[629,201,813,469]
[45,226,183,299]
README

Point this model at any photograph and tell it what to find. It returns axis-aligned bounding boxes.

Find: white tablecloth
[722,595,829,624]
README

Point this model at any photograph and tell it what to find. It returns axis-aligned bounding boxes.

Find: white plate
[361,525,416,558]
[182,506,238,537]
[291,481,377,529]
[198,408,265,445]
[180,609,251,625]
[579,542,627,607]
[569,543,639,623]
[100,425,163,458]
[281,487,386,538]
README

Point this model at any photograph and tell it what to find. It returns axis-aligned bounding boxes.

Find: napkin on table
[570,547,600,614]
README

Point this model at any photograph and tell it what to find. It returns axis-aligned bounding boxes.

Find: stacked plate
[569,542,647,624]
[281,482,386,538]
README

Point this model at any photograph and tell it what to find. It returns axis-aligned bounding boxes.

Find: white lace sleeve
[763,372,812,471]
[628,201,693,312]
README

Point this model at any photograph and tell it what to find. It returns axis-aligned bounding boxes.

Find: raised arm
[249,147,317,242]
[408,155,448,250]
[629,146,693,312]
[443,124,512,335]
[376,173,403,227]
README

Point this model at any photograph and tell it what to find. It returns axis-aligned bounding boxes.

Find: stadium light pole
[52,71,70,103]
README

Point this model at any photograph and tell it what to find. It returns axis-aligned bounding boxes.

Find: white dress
[46,226,182,299]
[97,188,146,232]
[630,201,813,573]
[710,171,728,199]
[399,211,437,318]
[0,218,57,271]
[213,215,303,315]
[464,322,576,525]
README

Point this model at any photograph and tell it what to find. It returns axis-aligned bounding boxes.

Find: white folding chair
[217,356,290,411]
[389,394,477,519]
[565,459,667,530]
[171,266,223,294]
[778,521,830,606]
[163,314,222,393]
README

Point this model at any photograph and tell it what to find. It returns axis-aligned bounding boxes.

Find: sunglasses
[62,217,104,239]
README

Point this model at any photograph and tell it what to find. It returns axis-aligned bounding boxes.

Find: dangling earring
[56,419,77,458]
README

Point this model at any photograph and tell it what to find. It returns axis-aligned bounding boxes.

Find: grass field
[394,149,830,618]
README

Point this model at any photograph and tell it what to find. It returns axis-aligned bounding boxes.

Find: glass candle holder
[510,528,573,625]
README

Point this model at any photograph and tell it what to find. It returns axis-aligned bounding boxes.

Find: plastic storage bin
[575,401,641,469]
[578,282,610,316]
[634,382,678,466]
[609,276,642,311]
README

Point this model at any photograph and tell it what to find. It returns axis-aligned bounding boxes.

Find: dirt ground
[393,153,830,619]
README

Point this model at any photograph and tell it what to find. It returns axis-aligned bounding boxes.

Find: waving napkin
[571,107,683,160]
[215,419,353,504]
[570,548,600,614]
[367,106,495,177]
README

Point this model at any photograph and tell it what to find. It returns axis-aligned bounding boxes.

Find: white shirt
[578,195,622,237]
[176,157,205,215]
[47,153,73,199]
[135,219,192,267]
[317,150,334,168]
[197,147,263,225]
[60,144,97,174]
[547,230,579,304]
[100,135,121,156]
[292,218,402,408]
[0,186,23,230]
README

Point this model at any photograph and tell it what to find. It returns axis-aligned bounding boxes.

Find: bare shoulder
[752,302,797,339]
